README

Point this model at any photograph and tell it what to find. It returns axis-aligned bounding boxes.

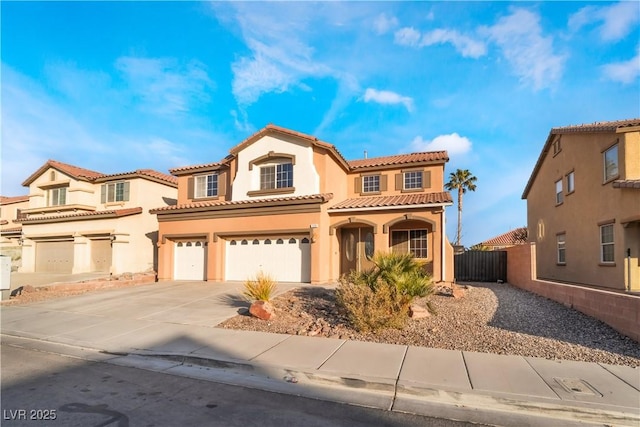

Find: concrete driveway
[2,280,302,332]
[9,272,111,290]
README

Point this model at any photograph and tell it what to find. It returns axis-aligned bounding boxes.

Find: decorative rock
[409,304,431,319]
[249,300,276,320]
[452,285,465,299]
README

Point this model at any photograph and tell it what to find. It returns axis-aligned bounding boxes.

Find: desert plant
[242,271,277,302]
[335,278,409,332]
[336,252,435,332]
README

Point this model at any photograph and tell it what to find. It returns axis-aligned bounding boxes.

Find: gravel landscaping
[218,282,640,367]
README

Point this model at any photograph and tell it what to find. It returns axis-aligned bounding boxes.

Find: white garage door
[225,237,311,283]
[36,241,74,273]
[174,241,206,280]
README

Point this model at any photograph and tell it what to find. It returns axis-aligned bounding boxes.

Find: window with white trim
[260,163,293,190]
[600,224,614,263]
[48,187,66,206]
[391,229,428,258]
[195,173,218,198]
[404,171,423,190]
[603,144,619,182]
[555,179,563,204]
[362,175,380,193]
[557,233,566,264]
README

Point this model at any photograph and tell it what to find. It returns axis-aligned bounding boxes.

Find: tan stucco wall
[1,199,29,224]
[526,130,640,290]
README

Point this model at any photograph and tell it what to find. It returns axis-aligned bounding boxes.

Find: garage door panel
[225,236,310,283]
[174,241,206,281]
[36,241,74,273]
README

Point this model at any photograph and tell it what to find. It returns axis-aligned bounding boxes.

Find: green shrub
[242,271,277,302]
[336,252,436,332]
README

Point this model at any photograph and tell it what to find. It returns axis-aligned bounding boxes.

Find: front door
[340,227,375,275]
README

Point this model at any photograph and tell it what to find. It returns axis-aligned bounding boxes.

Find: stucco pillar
[18,238,35,273]
[72,234,90,274]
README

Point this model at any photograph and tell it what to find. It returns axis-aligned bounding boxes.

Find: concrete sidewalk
[1,281,639,426]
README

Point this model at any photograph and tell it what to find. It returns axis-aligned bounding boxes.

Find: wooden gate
[454,251,507,282]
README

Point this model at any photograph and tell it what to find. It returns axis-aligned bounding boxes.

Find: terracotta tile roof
[480,227,528,247]
[522,118,640,199]
[0,195,29,205]
[0,226,22,234]
[18,207,143,223]
[96,169,178,186]
[348,151,449,170]
[613,179,640,189]
[551,118,640,133]
[329,192,452,211]
[151,193,334,213]
[169,160,229,175]
[22,159,104,186]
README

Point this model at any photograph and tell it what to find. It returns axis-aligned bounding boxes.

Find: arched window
[186,242,192,247]
[288,238,296,244]
[229,240,237,246]
[177,242,183,247]
[195,242,202,247]
[241,240,248,245]
[264,239,272,245]
[301,237,310,244]
[276,239,283,244]
[253,239,259,245]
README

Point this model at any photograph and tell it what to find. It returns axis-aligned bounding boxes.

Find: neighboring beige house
[1,195,30,269]
[474,227,528,250]
[16,160,178,275]
[522,118,640,291]
[152,124,455,284]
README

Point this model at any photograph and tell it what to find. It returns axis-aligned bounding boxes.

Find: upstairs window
[195,173,218,198]
[260,163,293,190]
[48,187,66,206]
[566,171,575,194]
[600,224,614,263]
[101,182,130,203]
[404,171,423,190]
[362,175,380,193]
[603,144,619,182]
[555,179,563,205]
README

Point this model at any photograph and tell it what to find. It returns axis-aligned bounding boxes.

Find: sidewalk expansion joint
[389,346,409,411]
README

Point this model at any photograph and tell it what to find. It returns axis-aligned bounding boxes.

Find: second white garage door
[225,237,311,283]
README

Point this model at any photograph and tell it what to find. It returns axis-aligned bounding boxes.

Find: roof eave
[327,202,453,213]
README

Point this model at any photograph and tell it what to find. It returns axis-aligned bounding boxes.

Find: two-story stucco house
[17,160,178,275]
[152,125,454,284]
[1,195,30,269]
[522,119,640,291]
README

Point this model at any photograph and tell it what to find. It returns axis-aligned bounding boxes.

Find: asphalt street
[1,343,484,427]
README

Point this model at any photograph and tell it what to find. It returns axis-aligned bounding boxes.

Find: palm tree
[445,169,477,246]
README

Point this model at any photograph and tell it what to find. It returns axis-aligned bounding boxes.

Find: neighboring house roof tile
[0,226,22,234]
[0,195,30,205]
[17,207,143,223]
[613,179,640,189]
[96,169,178,186]
[329,192,452,210]
[348,151,449,170]
[522,118,640,199]
[22,159,104,186]
[151,193,334,213]
[551,118,640,133]
[169,160,229,175]
[480,227,528,247]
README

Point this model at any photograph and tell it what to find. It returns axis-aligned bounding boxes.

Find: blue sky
[2,2,639,246]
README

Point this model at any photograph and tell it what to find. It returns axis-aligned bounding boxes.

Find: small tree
[445,169,477,246]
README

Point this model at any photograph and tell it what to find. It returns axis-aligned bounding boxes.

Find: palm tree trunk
[456,188,463,245]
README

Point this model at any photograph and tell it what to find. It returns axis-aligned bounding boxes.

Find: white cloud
[410,133,472,155]
[602,49,640,84]
[115,56,214,116]
[569,2,640,42]
[373,13,398,35]
[394,27,422,46]
[482,8,565,90]
[421,29,487,58]
[395,27,486,58]
[363,88,414,112]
